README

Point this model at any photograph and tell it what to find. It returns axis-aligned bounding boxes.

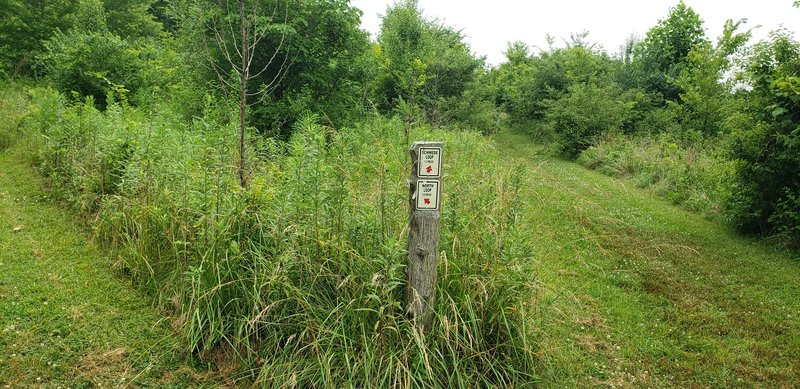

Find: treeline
[5,0,794,244]
[489,2,800,246]
[0,0,796,286]
[0,0,493,134]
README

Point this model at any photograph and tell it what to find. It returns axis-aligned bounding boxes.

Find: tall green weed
[578,133,735,220]
[11,85,539,387]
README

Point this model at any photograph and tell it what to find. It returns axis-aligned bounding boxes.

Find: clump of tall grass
[0,83,33,151]
[11,84,539,386]
[578,133,735,219]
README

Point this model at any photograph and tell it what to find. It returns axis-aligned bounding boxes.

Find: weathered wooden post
[406,141,443,330]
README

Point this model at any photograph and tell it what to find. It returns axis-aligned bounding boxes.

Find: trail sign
[416,180,440,210]
[418,147,442,178]
[406,141,443,332]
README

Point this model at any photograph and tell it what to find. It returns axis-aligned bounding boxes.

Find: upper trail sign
[418,147,442,178]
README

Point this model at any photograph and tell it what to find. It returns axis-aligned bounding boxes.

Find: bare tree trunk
[202,0,292,189]
[238,0,249,188]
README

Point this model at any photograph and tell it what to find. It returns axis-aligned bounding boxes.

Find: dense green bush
[14,86,538,386]
[373,0,485,128]
[728,31,800,245]
[39,30,146,108]
[546,82,634,157]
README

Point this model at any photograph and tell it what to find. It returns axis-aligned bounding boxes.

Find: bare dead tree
[200,0,292,188]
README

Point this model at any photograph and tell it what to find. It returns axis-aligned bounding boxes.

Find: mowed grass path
[0,148,215,387]
[493,130,800,387]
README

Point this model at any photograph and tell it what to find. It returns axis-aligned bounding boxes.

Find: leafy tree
[673,19,750,136]
[251,0,370,132]
[728,30,800,245]
[545,77,634,157]
[635,0,707,102]
[39,0,147,107]
[174,0,370,146]
[0,0,79,76]
[374,0,482,124]
[375,0,430,116]
[102,0,164,38]
[495,36,616,128]
[183,0,295,188]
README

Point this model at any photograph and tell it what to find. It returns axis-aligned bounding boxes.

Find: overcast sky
[350,0,800,66]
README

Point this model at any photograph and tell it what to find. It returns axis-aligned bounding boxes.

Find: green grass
[0,147,217,387]
[494,129,800,387]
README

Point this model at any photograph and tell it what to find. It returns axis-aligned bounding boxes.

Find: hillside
[493,130,800,387]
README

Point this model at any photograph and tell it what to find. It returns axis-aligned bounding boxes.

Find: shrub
[727,31,800,245]
[546,82,634,157]
[40,30,145,108]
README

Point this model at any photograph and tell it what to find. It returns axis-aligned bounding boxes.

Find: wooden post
[406,141,443,330]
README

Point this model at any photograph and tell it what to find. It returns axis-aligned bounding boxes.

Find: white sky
[350,0,800,66]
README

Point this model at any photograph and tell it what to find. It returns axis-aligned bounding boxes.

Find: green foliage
[728,30,800,245]
[634,0,707,102]
[0,0,80,76]
[673,19,750,137]
[40,30,145,108]
[0,0,161,76]
[546,82,634,157]
[0,83,30,150]
[375,0,484,126]
[494,37,618,127]
[495,37,637,155]
[176,0,371,136]
[102,0,163,38]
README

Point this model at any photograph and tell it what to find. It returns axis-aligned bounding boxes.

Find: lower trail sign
[406,141,443,331]
[416,180,440,210]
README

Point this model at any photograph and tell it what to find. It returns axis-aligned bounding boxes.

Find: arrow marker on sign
[426,165,433,173]
[424,198,431,205]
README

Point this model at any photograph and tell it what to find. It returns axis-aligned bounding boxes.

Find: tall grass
[578,133,735,220]
[5,84,539,387]
[0,83,31,151]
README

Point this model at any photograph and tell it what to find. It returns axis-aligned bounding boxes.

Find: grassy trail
[493,130,800,387]
[0,148,214,387]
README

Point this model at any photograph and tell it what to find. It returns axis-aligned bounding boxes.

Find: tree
[635,0,707,102]
[0,0,79,76]
[39,0,149,107]
[673,19,750,136]
[248,0,370,134]
[376,0,429,117]
[495,36,617,128]
[102,0,164,38]
[375,0,482,124]
[728,30,800,245]
[195,0,294,188]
